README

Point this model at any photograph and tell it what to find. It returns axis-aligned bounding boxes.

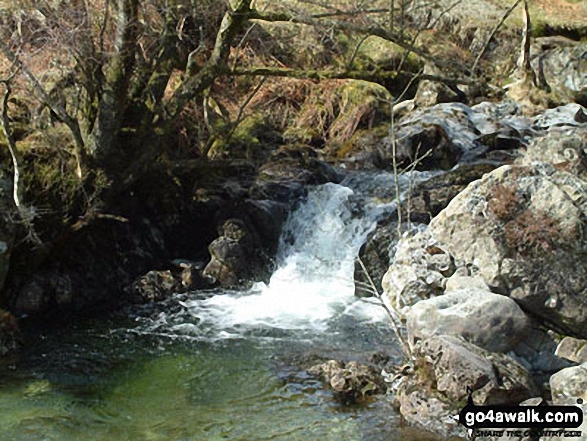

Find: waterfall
[137,170,436,340]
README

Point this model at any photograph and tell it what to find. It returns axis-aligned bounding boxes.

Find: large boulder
[202,218,264,287]
[406,288,531,353]
[428,160,587,338]
[396,335,538,438]
[548,363,587,441]
[555,337,587,364]
[530,39,587,106]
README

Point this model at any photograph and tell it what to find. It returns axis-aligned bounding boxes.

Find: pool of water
[0,306,404,441]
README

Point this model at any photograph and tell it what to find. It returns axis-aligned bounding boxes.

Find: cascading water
[137,170,437,341]
[181,183,378,335]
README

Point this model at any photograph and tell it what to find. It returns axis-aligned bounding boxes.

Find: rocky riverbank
[379,108,587,438]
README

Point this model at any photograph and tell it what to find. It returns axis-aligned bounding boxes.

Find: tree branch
[246,8,454,71]
[0,41,87,179]
[165,0,254,119]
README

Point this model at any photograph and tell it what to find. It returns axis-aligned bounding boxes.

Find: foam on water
[179,182,380,335]
[138,170,437,340]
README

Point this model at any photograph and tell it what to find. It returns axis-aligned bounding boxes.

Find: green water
[0,313,404,441]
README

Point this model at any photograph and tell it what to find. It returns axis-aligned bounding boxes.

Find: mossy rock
[353,35,422,72]
[285,80,392,149]
[207,113,281,161]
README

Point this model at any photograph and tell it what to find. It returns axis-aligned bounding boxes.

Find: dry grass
[488,183,578,257]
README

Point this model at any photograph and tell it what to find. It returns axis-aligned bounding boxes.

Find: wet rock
[555,337,587,364]
[397,335,537,438]
[396,388,465,439]
[428,162,587,338]
[406,288,530,353]
[14,277,50,315]
[355,223,400,297]
[124,270,181,303]
[250,146,343,202]
[202,218,259,287]
[0,308,20,356]
[0,178,15,295]
[416,335,538,405]
[307,359,387,404]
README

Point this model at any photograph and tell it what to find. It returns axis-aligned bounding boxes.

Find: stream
[0,171,436,441]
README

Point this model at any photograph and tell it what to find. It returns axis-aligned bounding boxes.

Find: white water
[139,171,436,340]
[188,183,379,334]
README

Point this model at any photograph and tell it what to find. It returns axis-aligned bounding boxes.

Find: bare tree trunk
[0,83,21,210]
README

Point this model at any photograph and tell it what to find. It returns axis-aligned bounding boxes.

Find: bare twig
[356,256,412,359]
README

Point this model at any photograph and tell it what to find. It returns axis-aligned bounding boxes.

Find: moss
[207,112,280,161]
[284,79,392,150]
[337,124,388,159]
[353,36,422,72]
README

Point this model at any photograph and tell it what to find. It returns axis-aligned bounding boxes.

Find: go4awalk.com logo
[457,395,584,438]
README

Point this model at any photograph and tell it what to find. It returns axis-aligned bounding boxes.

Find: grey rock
[517,127,587,180]
[428,160,587,338]
[307,359,386,404]
[556,337,587,364]
[397,335,538,438]
[382,229,453,310]
[533,104,587,129]
[548,363,587,441]
[415,335,498,402]
[407,288,530,353]
[396,388,466,439]
[530,40,587,106]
